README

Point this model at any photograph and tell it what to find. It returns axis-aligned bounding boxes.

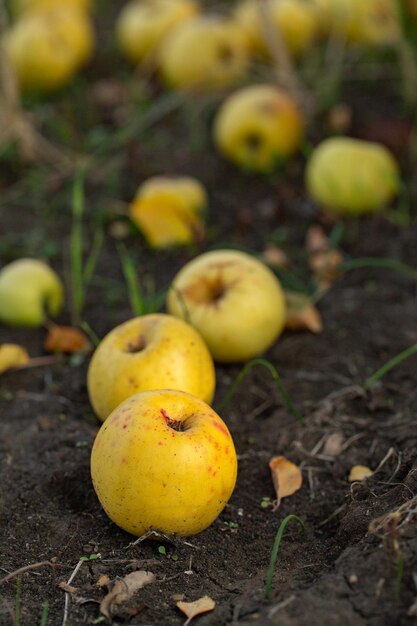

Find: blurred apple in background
[234,0,319,58]
[13,0,93,15]
[166,249,287,362]
[116,0,199,66]
[0,259,64,327]
[158,16,249,91]
[91,389,238,537]
[305,136,400,216]
[314,0,400,46]
[213,84,304,173]
[87,313,215,421]
[3,7,95,92]
[129,176,207,248]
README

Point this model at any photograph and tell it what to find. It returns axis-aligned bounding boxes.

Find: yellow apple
[166,249,286,363]
[13,0,92,16]
[314,0,400,46]
[213,84,304,172]
[0,259,64,327]
[91,389,237,537]
[87,313,215,422]
[116,0,199,66]
[234,0,319,57]
[3,7,94,92]
[129,176,207,248]
[305,137,400,216]
[158,16,249,91]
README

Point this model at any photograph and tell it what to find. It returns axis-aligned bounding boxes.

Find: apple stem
[160,408,186,432]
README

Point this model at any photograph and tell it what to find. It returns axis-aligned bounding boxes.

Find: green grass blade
[264,514,305,600]
[39,601,49,626]
[364,341,417,391]
[117,244,144,317]
[216,358,304,424]
[70,171,86,324]
[340,257,417,282]
[83,228,104,288]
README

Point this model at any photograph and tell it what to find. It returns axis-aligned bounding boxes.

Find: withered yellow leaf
[284,291,323,334]
[129,191,204,248]
[44,325,90,354]
[100,570,155,619]
[348,465,373,483]
[176,596,216,625]
[0,343,29,374]
[269,455,302,510]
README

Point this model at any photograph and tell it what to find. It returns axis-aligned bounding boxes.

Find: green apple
[87,313,216,421]
[305,137,400,216]
[213,84,304,172]
[0,259,64,327]
[158,16,249,91]
[91,389,238,536]
[166,249,287,363]
[116,0,199,66]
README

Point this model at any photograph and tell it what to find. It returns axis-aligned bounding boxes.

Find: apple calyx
[160,408,186,432]
[126,335,147,353]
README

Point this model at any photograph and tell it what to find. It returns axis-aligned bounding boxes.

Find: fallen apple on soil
[90,389,238,536]
[305,136,399,216]
[166,249,286,362]
[3,6,95,92]
[158,16,249,91]
[87,313,215,422]
[116,0,199,66]
[0,258,64,327]
[213,84,304,172]
[234,0,319,58]
[129,175,207,248]
[314,0,400,46]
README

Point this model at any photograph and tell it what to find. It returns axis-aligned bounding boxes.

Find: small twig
[61,559,85,626]
[0,560,68,585]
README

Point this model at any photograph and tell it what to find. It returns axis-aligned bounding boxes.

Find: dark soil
[2,4,417,626]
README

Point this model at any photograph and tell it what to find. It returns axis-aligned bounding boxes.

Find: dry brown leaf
[305,225,329,254]
[100,570,155,619]
[323,432,344,457]
[58,582,78,594]
[44,325,90,354]
[96,574,110,588]
[269,455,302,511]
[176,596,216,625]
[348,465,373,483]
[0,343,29,374]
[284,291,323,334]
[261,245,290,269]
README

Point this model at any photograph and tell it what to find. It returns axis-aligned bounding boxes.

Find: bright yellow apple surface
[167,249,286,363]
[305,137,400,216]
[129,176,207,248]
[0,259,64,327]
[159,16,249,91]
[116,0,199,66]
[314,0,400,46]
[13,0,92,15]
[213,84,304,172]
[91,389,238,536]
[234,0,319,57]
[87,314,215,421]
[3,7,94,92]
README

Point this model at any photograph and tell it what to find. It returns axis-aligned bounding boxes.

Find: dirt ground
[2,3,417,626]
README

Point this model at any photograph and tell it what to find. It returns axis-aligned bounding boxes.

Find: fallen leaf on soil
[309,249,344,288]
[305,225,329,254]
[323,432,344,457]
[44,325,90,354]
[96,574,110,588]
[284,291,323,334]
[269,455,303,510]
[0,343,29,374]
[58,582,78,594]
[176,596,216,625]
[348,465,373,483]
[100,570,155,619]
[261,245,290,268]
